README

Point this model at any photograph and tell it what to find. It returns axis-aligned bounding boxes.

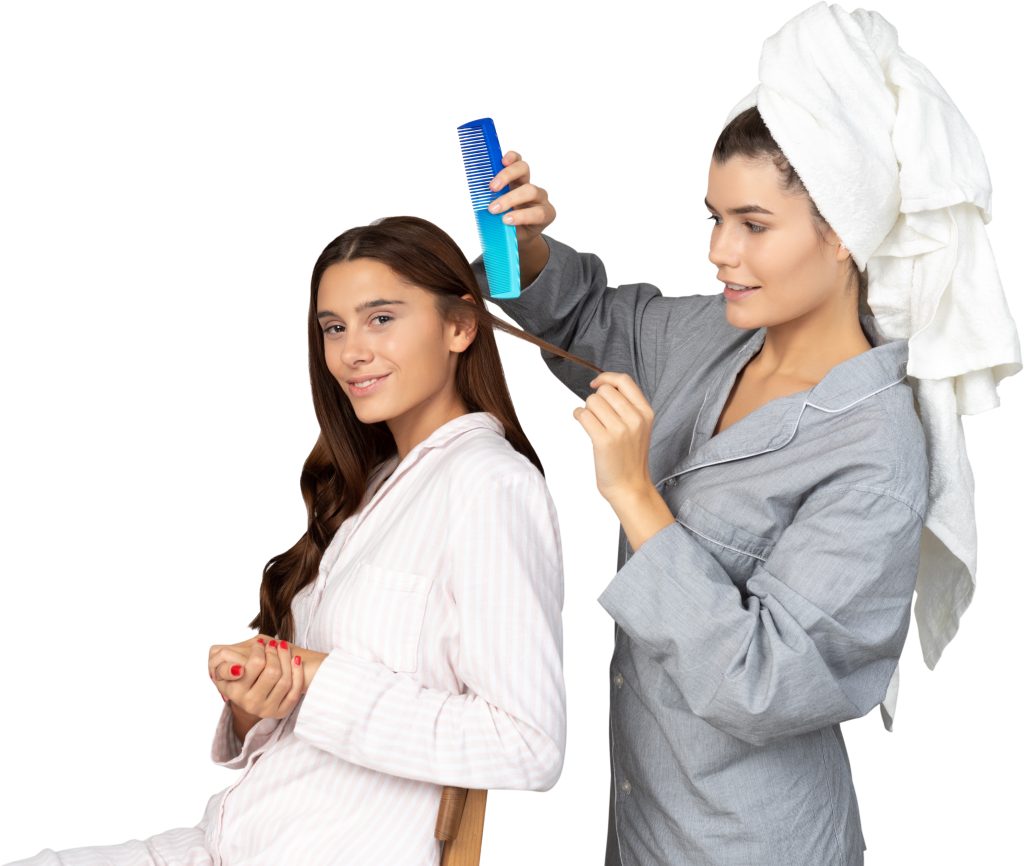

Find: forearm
[293,651,565,790]
[607,483,677,553]
[230,701,262,743]
[519,234,550,288]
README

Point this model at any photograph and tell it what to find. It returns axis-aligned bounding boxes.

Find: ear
[824,227,852,264]
[447,293,479,353]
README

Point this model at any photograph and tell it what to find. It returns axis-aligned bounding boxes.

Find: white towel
[724,2,1021,728]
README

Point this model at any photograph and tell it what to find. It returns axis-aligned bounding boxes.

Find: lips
[347,373,390,395]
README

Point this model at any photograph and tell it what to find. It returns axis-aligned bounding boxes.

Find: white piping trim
[677,519,769,562]
[804,376,906,413]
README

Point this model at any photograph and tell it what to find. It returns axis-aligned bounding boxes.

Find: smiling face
[706,155,855,331]
[316,257,476,457]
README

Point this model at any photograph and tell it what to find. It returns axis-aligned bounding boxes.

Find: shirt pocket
[324,559,434,673]
[675,497,775,592]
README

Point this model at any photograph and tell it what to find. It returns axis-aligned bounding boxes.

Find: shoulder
[440,424,553,506]
[805,377,928,519]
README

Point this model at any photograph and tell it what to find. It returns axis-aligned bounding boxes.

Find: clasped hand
[208,635,306,720]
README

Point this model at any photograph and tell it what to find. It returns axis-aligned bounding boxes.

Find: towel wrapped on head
[723,1,1021,728]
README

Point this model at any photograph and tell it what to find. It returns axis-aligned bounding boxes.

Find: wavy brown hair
[249,216,601,641]
[713,106,870,315]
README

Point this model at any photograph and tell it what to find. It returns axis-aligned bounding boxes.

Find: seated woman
[8,215,597,866]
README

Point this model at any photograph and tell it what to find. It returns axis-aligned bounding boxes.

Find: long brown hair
[713,106,870,315]
[249,216,601,640]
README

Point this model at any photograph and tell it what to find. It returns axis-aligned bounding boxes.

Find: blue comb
[456,117,520,299]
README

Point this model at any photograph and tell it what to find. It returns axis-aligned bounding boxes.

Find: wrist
[301,649,327,694]
[607,482,676,552]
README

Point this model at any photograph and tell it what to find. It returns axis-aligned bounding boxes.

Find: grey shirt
[473,235,928,866]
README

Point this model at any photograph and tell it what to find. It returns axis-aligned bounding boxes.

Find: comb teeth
[457,127,497,209]
[457,118,520,299]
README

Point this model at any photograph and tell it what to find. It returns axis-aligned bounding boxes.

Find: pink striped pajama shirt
[8,411,567,866]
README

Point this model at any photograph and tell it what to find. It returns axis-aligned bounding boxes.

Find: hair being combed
[249,216,601,641]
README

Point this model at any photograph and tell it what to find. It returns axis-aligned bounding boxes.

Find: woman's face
[317,257,476,451]
[705,155,854,331]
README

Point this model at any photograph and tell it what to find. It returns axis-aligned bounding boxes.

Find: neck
[755,297,871,385]
[387,388,471,463]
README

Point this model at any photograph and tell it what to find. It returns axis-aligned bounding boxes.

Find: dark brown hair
[712,106,870,315]
[249,216,601,641]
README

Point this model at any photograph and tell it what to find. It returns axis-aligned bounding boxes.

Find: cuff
[292,650,382,761]
[597,520,746,705]
[210,701,281,769]
[473,233,579,320]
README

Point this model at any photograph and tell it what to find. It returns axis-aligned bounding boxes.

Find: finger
[590,383,646,430]
[487,183,544,215]
[266,642,298,712]
[210,648,250,681]
[489,158,530,193]
[572,405,606,444]
[498,204,553,228]
[279,653,305,716]
[590,372,654,418]
[252,639,284,703]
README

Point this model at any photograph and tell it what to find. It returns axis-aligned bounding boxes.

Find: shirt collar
[372,410,505,487]
[661,313,909,482]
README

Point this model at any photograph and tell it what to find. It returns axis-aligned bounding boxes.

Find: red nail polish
[269,640,277,648]
[230,664,242,676]
[280,640,289,650]
[257,638,265,645]
[294,655,302,665]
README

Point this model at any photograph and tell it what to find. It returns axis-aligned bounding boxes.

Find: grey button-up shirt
[474,235,928,866]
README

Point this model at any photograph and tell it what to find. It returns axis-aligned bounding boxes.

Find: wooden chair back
[436,785,488,866]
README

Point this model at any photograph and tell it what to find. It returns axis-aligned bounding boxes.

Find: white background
[1,1,1020,863]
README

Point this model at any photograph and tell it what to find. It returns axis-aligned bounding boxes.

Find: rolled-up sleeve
[210,702,282,768]
[597,484,924,747]
[473,234,678,401]
[292,468,567,790]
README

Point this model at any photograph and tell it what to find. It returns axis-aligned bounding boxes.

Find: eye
[371,314,393,326]
[706,214,766,234]
[324,324,343,335]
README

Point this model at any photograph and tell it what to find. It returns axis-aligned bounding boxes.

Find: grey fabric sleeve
[597,484,924,747]
[471,234,675,401]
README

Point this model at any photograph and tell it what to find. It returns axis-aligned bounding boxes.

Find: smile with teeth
[349,374,389,394]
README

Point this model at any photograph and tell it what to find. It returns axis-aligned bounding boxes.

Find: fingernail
[222,694,228,702]
[294,655,302,666]
[502,213,513,223]
[257,638,265,645]
[230,664,242,676]
[488,201,500,213]
[269,640,277,648]
[280,640,289,650]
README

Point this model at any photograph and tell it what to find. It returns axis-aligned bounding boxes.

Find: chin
[724,303,765,331]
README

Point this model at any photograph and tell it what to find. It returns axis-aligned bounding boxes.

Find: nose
[708,222,741,270]
[340,327,373,368]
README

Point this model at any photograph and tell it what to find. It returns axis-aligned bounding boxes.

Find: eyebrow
[317,299,407,319]
[704,197,775,216]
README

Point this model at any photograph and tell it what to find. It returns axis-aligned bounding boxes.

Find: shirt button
[620,779,632,794]
[666,477,678,487]
[612,672,624,688]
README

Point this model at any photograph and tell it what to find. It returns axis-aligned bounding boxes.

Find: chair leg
[439,789,488,866]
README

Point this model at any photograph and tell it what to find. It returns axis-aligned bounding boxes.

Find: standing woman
[474,4,1021,865]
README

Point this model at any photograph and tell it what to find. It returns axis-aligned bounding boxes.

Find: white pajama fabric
[8,412,567,866]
